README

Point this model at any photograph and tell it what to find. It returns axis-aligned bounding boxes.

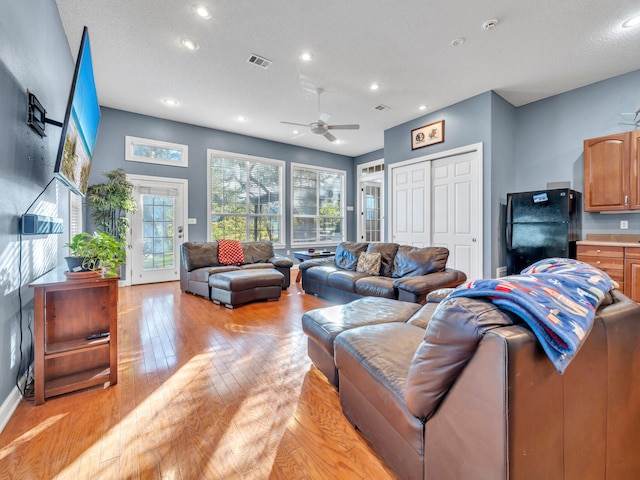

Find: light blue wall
[91,108,357,252]
[490,92,518,270]
[382,92,496,277]
[0,0,73,407]
[355,148,384,166]
[515,69,640,236]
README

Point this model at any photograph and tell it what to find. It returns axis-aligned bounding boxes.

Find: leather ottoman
[209,269,284,308]
[301,297,422,387]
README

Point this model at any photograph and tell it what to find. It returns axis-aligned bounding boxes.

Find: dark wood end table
[294,250,334,282]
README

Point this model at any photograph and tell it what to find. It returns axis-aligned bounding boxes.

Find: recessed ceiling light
[622,14,640,28]
[196,6,212,19]
[293,130,299,134]
[181,38,199,51]
[418,105,428,111]
[370,83,380,91]
[162,98,178,106]
[299,52,314,62]
[234,115,247,122]
[451,38,465,47]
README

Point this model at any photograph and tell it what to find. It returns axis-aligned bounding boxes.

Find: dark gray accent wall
[515,69,640,236]
[91,108,357,251]
[0,0,73,407]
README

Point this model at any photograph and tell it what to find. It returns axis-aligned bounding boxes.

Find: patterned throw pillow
[218,239,244,266]
[356,252,382,275]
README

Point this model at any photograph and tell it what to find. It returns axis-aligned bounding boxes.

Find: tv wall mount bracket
[27,90,62,138]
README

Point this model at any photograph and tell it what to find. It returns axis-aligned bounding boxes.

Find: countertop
[577,234,640,248]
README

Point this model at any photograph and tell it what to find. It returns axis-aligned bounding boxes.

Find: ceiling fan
[281,88,360,142]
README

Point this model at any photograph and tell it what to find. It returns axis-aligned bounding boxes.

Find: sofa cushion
[355,276,397,299]
[328,270,369,293]
[405,297,518,420]
[356,252,382,275]
[302,297,421,357]
[335,322,427,456]
[241,241,274,264]
[218,239,245,266]
[335,242,369,271]
[182,242,220,271]
[392,246,449,278]
[366,243,399,277]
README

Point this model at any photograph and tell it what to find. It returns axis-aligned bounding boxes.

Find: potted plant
[85,168,137,245]
[65,232,126,277]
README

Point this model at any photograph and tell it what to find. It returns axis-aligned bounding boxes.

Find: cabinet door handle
[596,249,601,253]
[625,195,629,205]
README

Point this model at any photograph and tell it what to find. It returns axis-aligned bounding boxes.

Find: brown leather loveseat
[300,241,466,304]
[303,288,640,479]
[180,241,293,299]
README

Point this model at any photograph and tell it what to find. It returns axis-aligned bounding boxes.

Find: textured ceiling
[55,0,640,157]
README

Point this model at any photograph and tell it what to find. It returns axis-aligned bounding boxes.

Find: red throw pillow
[218,239,244,266]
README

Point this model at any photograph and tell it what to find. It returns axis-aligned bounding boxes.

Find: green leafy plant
[65,232,126,277]
[85,168,137,245]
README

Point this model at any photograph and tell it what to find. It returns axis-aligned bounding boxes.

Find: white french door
[127,175,188,285]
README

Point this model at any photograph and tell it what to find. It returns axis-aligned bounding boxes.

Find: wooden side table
[294,250,334,283]
[29,268,118,405]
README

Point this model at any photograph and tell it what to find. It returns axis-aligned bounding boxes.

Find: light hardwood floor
[0,281,398,479]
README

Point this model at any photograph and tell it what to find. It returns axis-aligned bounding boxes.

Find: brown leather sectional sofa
[180,241,293,299]
[300,241,467,304]
[303,289,640,480]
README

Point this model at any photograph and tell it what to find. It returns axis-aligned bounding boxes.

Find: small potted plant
[65,232,126,277]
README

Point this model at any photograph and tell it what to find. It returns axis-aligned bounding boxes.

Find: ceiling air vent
[373,104,390,111]
[247,53,272,69]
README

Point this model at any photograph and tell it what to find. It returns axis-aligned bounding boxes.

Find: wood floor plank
[0,281,399,479]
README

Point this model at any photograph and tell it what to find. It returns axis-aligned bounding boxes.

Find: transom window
[125,136,188,167]
[208,150,284,244]
[291,163,346,246]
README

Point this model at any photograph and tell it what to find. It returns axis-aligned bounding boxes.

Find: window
[68,190,83,241]
[208,150,284,244]
[125,136,188,167]
[292,164,345,246]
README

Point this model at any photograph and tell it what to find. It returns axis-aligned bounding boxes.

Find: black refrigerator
[505,188,582,275]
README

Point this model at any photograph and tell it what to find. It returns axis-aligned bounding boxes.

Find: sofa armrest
[393,268,466,303]
[270,254,293,268]
[298,256,335,271]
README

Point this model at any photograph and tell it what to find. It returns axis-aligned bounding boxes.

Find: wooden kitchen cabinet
[583,132,633,212]
[576,244,624,291]
[29,268,118,405]
[624,246,640,303]
[577,241,640,303]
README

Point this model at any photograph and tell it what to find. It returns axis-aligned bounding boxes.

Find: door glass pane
[364,184,381,242]
[142,194,175,270]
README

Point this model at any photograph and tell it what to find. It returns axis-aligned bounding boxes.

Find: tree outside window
[209,152,284,243]
[292,165,345,245]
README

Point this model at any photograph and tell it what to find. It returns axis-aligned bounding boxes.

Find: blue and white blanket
[447,258,617,374]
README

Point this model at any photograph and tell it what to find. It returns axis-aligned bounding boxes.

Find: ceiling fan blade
[324,131,337,142]
[319,112,332,123]
[327,124,360,130]
[280,121,309,127]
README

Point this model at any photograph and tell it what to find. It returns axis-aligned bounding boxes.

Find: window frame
[207,149,285,247]
[125,136,188,167]
[290,162,347,248]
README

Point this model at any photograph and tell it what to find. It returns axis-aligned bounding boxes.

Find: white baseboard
[0,370,28,434]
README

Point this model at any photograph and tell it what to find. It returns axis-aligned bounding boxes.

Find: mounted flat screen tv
[54,26,101,196]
